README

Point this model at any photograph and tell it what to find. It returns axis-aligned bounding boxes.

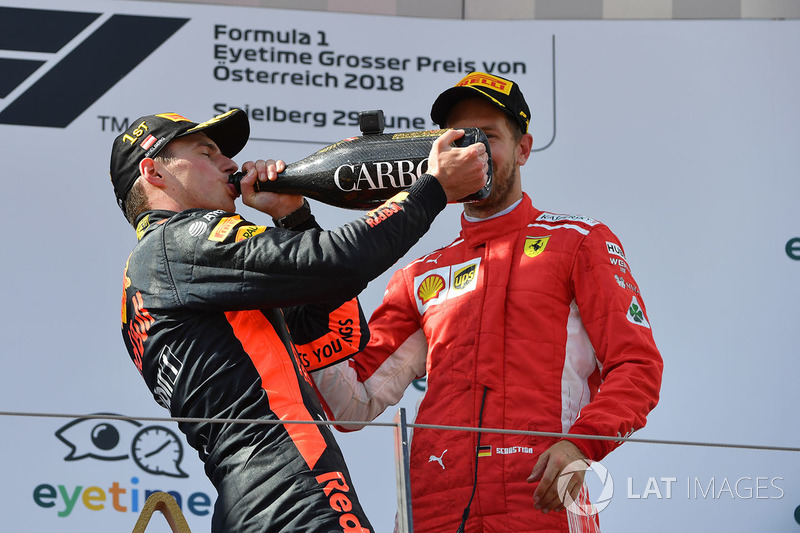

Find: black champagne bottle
[228,127,493,210]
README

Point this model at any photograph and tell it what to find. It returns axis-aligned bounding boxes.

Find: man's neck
[463,197,523,222]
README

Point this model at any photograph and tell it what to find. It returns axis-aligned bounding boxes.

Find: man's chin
[464,198,496,218]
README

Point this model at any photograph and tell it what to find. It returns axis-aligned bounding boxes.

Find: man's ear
[139,158,165,187]
[517,133,534,166]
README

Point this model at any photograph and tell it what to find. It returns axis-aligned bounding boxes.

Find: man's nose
[221,156,237,174]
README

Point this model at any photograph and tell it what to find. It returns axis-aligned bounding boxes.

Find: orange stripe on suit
[225,309,327,470]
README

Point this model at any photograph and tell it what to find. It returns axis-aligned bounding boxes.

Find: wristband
[272,198,311,229]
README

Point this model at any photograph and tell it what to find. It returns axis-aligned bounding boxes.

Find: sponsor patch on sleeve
[235,225,266,242]
[606,241,625,258]
[626,296,650,328]
[208,215,242,242]
[364,194,407,228]
[614,274,640,295]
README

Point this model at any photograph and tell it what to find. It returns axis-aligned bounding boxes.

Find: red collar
[459,194,539,247]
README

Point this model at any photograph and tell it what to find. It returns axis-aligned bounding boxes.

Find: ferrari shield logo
[524,236,550,258]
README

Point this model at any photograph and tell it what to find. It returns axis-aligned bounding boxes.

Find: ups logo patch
[453,264,476,290]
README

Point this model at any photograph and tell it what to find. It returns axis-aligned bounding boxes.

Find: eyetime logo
[0,7,188,128]
[33,476,211,518]
[33,414,212,519]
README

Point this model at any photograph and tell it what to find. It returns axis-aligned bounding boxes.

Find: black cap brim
[181,108,250,159]
[431,86,519,130]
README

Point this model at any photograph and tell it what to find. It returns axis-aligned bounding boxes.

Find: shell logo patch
[413,257,481,315]
[524,236,550,258]
[418,274,446,304]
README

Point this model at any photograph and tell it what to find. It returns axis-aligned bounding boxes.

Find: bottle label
[333,159,428,192]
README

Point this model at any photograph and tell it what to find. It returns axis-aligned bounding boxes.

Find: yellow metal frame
[132,492,192,533]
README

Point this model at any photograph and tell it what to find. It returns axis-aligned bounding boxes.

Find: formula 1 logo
[0,6,188,128]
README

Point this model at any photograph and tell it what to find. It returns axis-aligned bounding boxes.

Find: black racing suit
[120,175,447,532]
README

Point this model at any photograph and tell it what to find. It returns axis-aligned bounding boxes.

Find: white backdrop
[0,1,798,531]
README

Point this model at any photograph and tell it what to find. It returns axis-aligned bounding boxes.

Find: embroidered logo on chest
[453,263,477,290]
[413,257,481,315]
[417,274,446,304]
[524,235,550,258]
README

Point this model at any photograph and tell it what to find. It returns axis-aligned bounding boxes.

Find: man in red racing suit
[313,73,663,532]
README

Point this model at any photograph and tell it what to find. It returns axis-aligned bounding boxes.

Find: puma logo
[428,449,448,469]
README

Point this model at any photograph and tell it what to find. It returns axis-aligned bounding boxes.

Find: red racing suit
[314,194,663,532]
